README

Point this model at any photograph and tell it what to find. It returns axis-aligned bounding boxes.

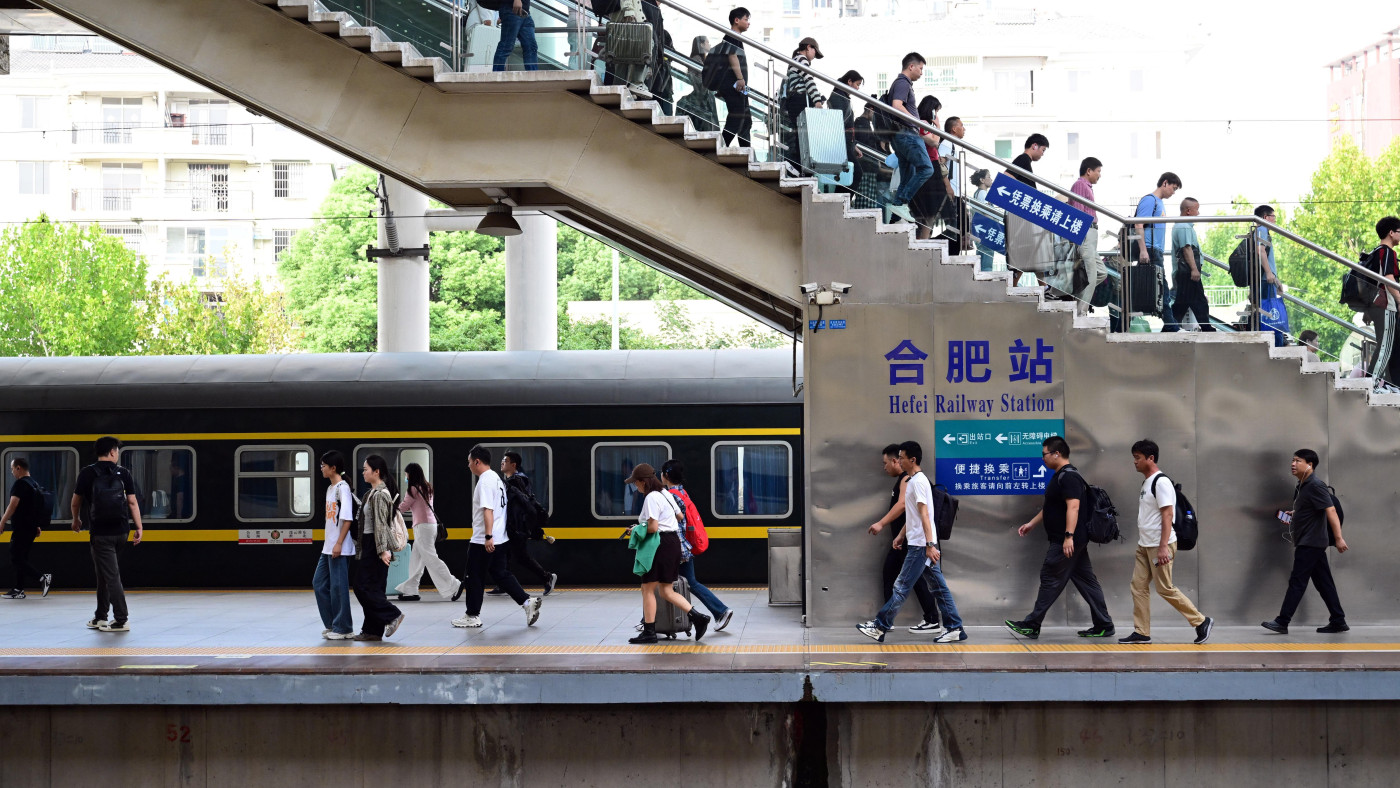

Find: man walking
[884,52,933,224]
[70,436,143,632]
[491,0,538,72]
[2,457,52,599]
[1133,172,1182,331]
[453,445,542,630]
[1262,449,1349,635]
[1068,157,1104,314]
[867,443,944,635]
[1005,134,1050,281]
[1169,198,1215,331]
[1362,216,1399,390]
[710,8,752,149]
[857,441,966,644]
[497,451,558,596]
[1005,436,1114,639]
[1119,440,1212,644]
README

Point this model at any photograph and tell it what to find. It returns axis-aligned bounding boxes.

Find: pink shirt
[399,486,436,524]
[1070,176,1096,221]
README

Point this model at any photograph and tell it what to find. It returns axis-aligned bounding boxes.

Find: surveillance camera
[800,282,820,294]
[830,282,852,294]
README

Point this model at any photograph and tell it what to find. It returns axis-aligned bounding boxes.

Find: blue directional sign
[985,173,1092,245]
[933,418,1066,496]
[971,213,1005,254]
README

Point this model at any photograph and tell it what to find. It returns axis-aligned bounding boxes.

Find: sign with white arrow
[985,173,1093,245]
[933,418,1065,496]
[971,213,1005,254]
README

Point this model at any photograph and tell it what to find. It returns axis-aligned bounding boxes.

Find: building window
[351,445,432,514]
[811,0,832,8]
[17,162,50,195]
[187,163,229,212]
[591,443,672,519]
[235,446,313,522]
[1066,132,1079,163]
[994,70,1034,106]
[877,72,889,92]
[1,448,79,523]
[472,444,553,512]
[783,0,800,14]
[100,97,142,144]
[168,226,231,278]
[102,223,143,252]
[120,447,196,521]
[273,229,294,261]
[184,98,229,145]
[781,27,802,44]
[273,162,307,199]
[19,97,47,130]
[1155,130,1162,160]
[994,139,1013,159]
[712,442,792,517]
[101,162,143,209]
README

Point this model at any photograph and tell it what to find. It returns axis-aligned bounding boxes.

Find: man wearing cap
[781,37,826,169]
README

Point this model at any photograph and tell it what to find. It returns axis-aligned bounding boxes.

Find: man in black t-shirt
[1004,134,1051,279]
[1262,449,1348,635]
[1004,436,1113,639]
[70,436,143,632]
[2,457,51,599]
[711,8,753,149]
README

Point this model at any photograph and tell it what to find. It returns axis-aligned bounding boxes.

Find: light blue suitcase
[797,107,848,176]
[385,543,412,596]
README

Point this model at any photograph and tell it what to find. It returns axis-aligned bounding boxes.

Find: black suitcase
[653,576,692,639]
[1128,262,1164,316]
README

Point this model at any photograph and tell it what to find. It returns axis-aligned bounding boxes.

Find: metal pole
[611,248,620,351]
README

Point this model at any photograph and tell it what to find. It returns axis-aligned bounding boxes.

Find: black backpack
[1340,247,1384,313]
[701,47,730,92]
[871,89,905,137]
[505,477,549,540]
[1151,474,1198,551]
[1326,485,1344,546]
[931,483,958,542]
[20,476,53,531]
[1228,238,1251,287]
[89,464,129,525]
[1067,469,1120,544]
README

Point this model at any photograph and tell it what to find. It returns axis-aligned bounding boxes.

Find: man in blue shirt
[1252,204,1288,346]
[884,52,933,225]
[1133,172,1181,331]
[1169,197,1215,330]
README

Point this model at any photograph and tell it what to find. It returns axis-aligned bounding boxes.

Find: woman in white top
[393,463,463,602]
[626,463,710,644]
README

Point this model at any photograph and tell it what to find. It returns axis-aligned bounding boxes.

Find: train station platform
[4,588,1400,706]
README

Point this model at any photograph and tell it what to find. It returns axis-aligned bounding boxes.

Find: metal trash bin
[767,528,802,606]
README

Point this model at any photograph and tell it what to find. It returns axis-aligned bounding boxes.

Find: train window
[591,442,672,519]
[352,445,431,511]
[2,447,79,523]
[120,447,195,521]
[711,442,793,518]
[234,446,313,522]
[474,443,552,513]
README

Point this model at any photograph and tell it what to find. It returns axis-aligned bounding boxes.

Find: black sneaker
[486,588,507,596]
[543,573,558,596]
[397,594,421,602]
[1261,619,1288,634]
[1,590,24,600]
[450,579,465,603]
[1194,616,1214,644]
[40,574,52,598]
[1317,622,1350,633]
[1079,625,1116,638]
[1118,632,1152,644]
[1004,619,1040,639]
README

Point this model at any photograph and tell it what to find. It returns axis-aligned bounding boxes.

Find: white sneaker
[41,573,52,598]
[86,618,107,630]
[888,204,915,223]
[321,629,331,639]
[856,620,886,643]
[99,620,129,632]
[452,615,483,628]
[523,597,542,627]
[934,627,967,643]
[907,621,945,636]
[325,631,351,640]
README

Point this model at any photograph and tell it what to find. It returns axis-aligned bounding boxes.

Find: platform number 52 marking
[165,724,192,743]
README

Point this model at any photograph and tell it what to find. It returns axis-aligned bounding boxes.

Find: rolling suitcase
[797,107,848,176]
[601,21,653,66]
[653,575,692,639]
[1128,262,1164,316]
[386,543,412,596]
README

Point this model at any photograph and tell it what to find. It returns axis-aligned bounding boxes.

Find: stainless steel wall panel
[1325,384,1400,624]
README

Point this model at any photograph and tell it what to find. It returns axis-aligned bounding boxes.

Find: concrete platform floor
[3,587,1399,705]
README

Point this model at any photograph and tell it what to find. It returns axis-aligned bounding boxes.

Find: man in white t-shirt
[313,451,355,640]
[858,440,966,644]
[453,445,541,629]
[1121,439,1211,645]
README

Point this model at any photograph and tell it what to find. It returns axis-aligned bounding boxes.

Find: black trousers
[882,545,940,624]
[9,528,40,590]
[506,536,551,585]
[1025,542,1113,629]
[465,542,529,617]
[717,84,752,148]
[1171,275,1216,330]
[90,533,128,622]
[352,531,402,636]
[1277,545,1346,626]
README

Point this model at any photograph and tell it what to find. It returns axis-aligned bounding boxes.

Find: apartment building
[1327,26,1400,158]
[1,35,346,289]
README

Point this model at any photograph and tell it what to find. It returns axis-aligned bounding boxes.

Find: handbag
[422,493,449,547]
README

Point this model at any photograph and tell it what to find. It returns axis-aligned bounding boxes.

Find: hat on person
[797,37,823,59]
[624,463,656,484]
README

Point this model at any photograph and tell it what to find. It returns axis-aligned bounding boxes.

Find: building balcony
[70,187,255,217]
[68,122,255,161]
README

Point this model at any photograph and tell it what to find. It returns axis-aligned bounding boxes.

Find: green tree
[0,216,149,356]
[142,269,300,355]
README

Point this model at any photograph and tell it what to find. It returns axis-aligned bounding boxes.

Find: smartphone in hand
[1277,510,1292,524]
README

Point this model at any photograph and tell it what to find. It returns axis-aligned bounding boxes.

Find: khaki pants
[1073,227,1103,313]
[1130,544,1204,636]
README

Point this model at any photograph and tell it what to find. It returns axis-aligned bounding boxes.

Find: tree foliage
[0,217,295,357]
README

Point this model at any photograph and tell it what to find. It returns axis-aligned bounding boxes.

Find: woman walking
[626,463,710,644]
[675,36,719,134]
[352,454,405,641]
[910,95,956,241]
[393,463,462,603]
[661,459,734,632]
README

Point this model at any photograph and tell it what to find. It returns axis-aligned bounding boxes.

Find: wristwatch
[484,534,494,540]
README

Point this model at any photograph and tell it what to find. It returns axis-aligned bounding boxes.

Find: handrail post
[1247,227,1262,333]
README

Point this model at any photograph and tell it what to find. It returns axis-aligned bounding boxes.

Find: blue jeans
[679,558,728,618]
[876,547,962,631]
[493,9,538,72]
[313,554,353,635]
[891,130,934,206]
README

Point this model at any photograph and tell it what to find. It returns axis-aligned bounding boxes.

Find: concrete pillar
[505,213,559,351]
[376,177,430,352]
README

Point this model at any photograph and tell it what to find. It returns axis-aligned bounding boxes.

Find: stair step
[276,0,312,20]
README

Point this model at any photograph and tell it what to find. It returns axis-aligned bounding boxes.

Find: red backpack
[669,488,709,555]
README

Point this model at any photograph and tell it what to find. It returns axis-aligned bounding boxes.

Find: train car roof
[0,350,805,409]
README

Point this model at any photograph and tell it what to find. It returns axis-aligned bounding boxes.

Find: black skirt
[641,531,682,584]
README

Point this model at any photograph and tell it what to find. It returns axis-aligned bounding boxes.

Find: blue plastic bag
[1260,295,1290,347]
